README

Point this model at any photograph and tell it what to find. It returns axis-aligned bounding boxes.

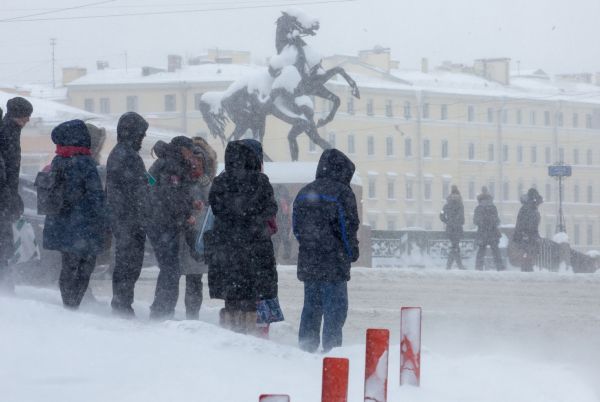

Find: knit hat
[6,97,33,118]
[51,119,91,147]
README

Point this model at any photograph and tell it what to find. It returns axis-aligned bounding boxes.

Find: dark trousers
[111,224,146,311]
[148,228,181,320]
[446,239,464,269]
[185,274,203,319]
[475,240,504,271]
[59,252,96,308]
[299,281,348,353]
[0,222,14,293]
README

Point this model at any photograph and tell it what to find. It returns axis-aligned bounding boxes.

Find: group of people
[441,185,544,271]
[0,100,360,353]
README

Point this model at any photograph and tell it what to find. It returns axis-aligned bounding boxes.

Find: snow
[294,95,313,110]
[1,266,599,402]
[269,45,299,71]
[553,232,570,244]
[282,8,319,30]
[271,65,302,93]
[0,91,97,124]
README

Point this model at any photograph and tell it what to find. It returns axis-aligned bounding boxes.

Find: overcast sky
[1,0,599,86]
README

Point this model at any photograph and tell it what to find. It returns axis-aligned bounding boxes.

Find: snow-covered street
[2,266,599,402]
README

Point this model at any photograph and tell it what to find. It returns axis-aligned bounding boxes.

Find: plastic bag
[11,218,40,265]
[194,207,214,256]
[256,297,285,324]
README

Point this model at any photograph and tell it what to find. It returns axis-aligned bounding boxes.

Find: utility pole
[50,38,56,88]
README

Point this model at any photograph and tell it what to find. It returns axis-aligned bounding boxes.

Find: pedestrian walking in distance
[473,187,504,271]
[440,185,465,270]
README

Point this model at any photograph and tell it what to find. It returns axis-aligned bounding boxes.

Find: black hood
[51,119,90,147]
[224,140,262,172]
[477,192,493,205]
[316,149,355,185]
[6,97,33,118]
[117,112,148,148]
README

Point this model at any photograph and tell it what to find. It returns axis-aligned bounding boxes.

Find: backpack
[34,165,67,215]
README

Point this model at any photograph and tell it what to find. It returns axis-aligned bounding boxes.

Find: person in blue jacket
[292,148,360,353]
[43,120,110,308]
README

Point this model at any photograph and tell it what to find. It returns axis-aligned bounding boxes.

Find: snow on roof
[215,161,362,185]
[0,90,97,124]
[68,64,260,87]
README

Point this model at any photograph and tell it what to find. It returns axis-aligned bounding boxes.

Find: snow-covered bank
[1,278,598,402]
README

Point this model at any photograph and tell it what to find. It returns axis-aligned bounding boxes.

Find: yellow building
[64,48,600,251]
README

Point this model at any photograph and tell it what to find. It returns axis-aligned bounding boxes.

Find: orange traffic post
[259,395,290,402]
[400,307,422,386]
[364,328,390,402]
[322,357,350,402]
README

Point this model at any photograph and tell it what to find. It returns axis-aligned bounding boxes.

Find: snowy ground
[1,266,599,402]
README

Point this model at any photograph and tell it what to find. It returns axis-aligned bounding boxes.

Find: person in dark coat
[0,97,33,293]
[42,120,110,308]
[208,139,278,334]
[513,188,543,272]
[440,185,465,270]
[293,148,360,353]
[106,112,149,316]
[473,187,504,271]
[146,136,197,320]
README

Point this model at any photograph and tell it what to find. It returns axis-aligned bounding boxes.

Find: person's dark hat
[6,97,33,118]
[51,119,91,147]
[117,112,148,142]
[170,136,194,150]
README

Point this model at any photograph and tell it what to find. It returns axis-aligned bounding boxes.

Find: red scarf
[56,145,91,158]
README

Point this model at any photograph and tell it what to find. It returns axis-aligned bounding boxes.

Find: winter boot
[242,311,258,335]
[219,308,232,330]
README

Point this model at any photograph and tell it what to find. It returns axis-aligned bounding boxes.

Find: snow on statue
[199,8,360,161]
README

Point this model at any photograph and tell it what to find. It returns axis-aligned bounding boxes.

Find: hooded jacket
[106,112,149,229]
[473,192,501,243]
[514,189,543,245]
[42,120,109,256]
[207,139,278,301]
[293,149,360,282]
[441,193,464,240]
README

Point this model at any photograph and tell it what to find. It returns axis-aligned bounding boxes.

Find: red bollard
[322,357,350,402]
[364,329,390,402]
[400,307,422,386]
[259,395,290,402]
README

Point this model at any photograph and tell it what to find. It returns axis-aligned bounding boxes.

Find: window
[487,107,494,123]
[488,144,494,161]
[574,184,580,203]
[468,180,475,200]
[99,98,110,114]
[404,138,412,157]
[442,180,450,199]
[386,100,393,117]
[441,104,448,120]
[424,180,432,201]
[545,147,552,164]
[573,113,579,128]
[545,182,552,202]
[422,103,430,119]
[194,93,204,110]
[517,145,523,163]
[347,96,354,114]
[366,99,374,116]
[544,111,551,126]
[573,149,580,165]
[587,149,593,165]
[518,182,524,199]
[588,185,593,204]
[557,112,564,127]
[467,105,475,122]
[516,109,522,124]
[501,109,508,124]
[368,177,377,199]
[488,181,496,198]
[387,218,397,231]
[405,179,414,199]
[559,147,565,162]
[468,143,475,160]
[347,134,355,154]
[403,101,411,119]
[164,94,176,111]
[586,114,593,128]
[387,180,396,200]
[441,140,449,159]
[328,132,336,148]
[574,224,580,245]
[531,146,537,164]
[367,136,375,156]
[368,215,378,229]
[587,224,594,246]
[530,111,536,125]
[503,181,510,201]
[126,95,138,112]
[423,139,431,158]
[84,98,94,112]
[386,136,394,157]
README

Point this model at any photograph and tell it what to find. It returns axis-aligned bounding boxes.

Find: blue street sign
[548,165,572,177]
